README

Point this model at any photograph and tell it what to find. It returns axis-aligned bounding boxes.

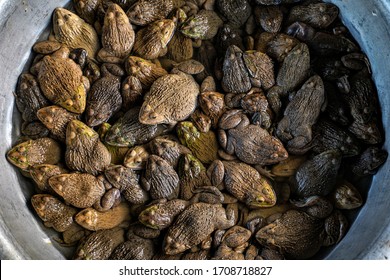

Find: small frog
[109,234,156,260]
[208,160,277,208]
[7,137,62,171]
[104,164,149,204]
[138,199,190,230]
[105,106,170,147]
[178,153,212,200]
[322,210,348,247]
[29,164,68,193]
[36,47,90,114]
[349,146,388,176]
[330,180,363,210]
[176,121,219,164]
[180,9,223,40]
[75,202,131,231]
[133,19,175,60]
[218,110,288,165]
[149,136,191,168]
[141,155,180,200]
[123,145,150,170]
[276,75,326,154]
[163,202,235,255]
[98,4,135,63]
[125,56,168,89]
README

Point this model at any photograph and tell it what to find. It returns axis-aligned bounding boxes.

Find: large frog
[36,47,89,114]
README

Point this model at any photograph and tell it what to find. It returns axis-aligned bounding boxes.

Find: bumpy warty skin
[139,73,200,125]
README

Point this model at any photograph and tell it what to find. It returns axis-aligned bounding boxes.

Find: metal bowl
[0,0,389,259]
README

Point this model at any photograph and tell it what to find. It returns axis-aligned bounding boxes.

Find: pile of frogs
[7,0,388,260]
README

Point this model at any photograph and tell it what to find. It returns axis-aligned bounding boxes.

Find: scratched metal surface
[0,0,389,260]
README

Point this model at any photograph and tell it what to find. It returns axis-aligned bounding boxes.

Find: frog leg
[215,204,236,230]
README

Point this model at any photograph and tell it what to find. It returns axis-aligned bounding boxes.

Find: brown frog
[7,137,62,171]
[163,202,235,255]
[180,9,223,40]
[85,64,123,127]
[15,73,50,123]
[276,75,326,154]
[133,19,175,60]
[292,150,342,198]
[74,227,125,260]
[218,110,288,165]
[65,120,111,175]
[330,180,363,210]
[141,155,180,200]
[127,0,184,26]
[98,4,135,63]
[208,160,277,208]
[36,47,89,114]
[256,210,324,259]
[123,145,150,170]
[37,105,80,142]
[29,164,68,193]
[139,70,200,126]
[349,146,388,176]
[149,136,191,168]
[52,8,100,58]
[104,164,149,205]
[75,202,131,231]
[138,199,190,230]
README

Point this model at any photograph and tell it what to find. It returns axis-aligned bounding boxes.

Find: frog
[31,194,87,245]
[125,56,168,89]
[330,180,363,210]
[163,202,236,255]
[65,120,111,175]
[85,63,123,127]
[109,234,156,260]
[254,5,283,34]
[180,9,223,40]
[141,155,180,200]
[104,164,149,204]
[73,0,100,24]
[75,202,131,231]
[105,106,171,147]
[97,4,135,63]
[123,145,150,170]
[127,0,185,26]
[266,42,310,116]
[15,73,50,123]
[292,150,342,198]
[7,137,62,171]
[255,209,324,259]
[198,91,226,129]
[74,227,125,260]
[138,66,201,126]
[29,164,68,194]
[208,160,276,208]
[49,172,108,209]
[37,105,80,142]
[178,153,213,200]
[276,75,327,154]
[287,2,339,29]
[52,8,100,59]
[322,210,348,247]
[176,121,219,164]
[290,196,334,219]
[213,244,245,260]
[36,47,90,114]
[218,109,288,165]
[138,199,190,230]
[217,0,252,28]
[349,146,388,176]
[220,225,252,249]
[149,136,191,168]
[133,19,176,60]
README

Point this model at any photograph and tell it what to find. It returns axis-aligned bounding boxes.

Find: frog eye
[149,112,158,119]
